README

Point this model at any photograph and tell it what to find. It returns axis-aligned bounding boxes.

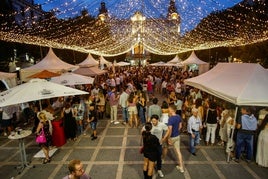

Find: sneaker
[158,170,164,178]
[233,158,239,163]
[91,136,97,140]
[122,121,127,125]
[110,121,114,124]
[191,153,196,156]
[176,165,184,173]
[3,132,7,136]
[246,159,251,164]
[114,121,120,124]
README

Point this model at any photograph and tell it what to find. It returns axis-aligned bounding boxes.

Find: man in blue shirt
[235,106,257,163]
[167,104,184,173]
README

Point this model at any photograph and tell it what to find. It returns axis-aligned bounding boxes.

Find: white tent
[184,63,268,106]
[115,61,131,66]
[73,66,107,77]
[0,71,17,88]
[77,54,99,67]
[149,61,167,66]
[99,56,112,66]
[182,51,209,74]
[50,73,94,85]
[20,48,77,82]
[0,78,88,107]
[182,51,208,65]
[167,55,182,64]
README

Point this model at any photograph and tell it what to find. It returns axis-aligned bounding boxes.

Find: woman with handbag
[35,112,53,164]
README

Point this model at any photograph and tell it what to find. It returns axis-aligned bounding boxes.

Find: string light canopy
[0,0,267,56]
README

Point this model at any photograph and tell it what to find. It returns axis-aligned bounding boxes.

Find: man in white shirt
[119,86,129,125]
[188,108,203,156]
[142,114,168,178]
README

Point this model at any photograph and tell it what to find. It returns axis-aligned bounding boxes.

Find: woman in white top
[256,114,268,167]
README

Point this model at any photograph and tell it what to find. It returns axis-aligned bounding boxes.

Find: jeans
[122,107,128,122]
[138,107,146,125]
[189,131,200,153]
[235,132,254,160]
[156,145,163,170]
[77,124,83,135]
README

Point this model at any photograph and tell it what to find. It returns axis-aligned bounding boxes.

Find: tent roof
[77,54,99,67]
[50,72,94,85]
[184,63,268,106]
[23,48,77,70]
[0,71,16,80]
[182,51,208,65]
[167,55,182,64]
[114,62,130,66]
[27,70,61,79]
[73,66,107,77]
[99,56,112,65]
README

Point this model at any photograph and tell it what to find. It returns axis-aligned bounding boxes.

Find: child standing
[87,103,98,140]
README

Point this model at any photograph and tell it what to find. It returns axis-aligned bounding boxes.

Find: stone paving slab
[186,164,220,179]
[217,164,255,179]
[20,164,58,179]
[126,136,141,146]
[95,149,121,161]
[102,137,124,146]
[90,164,118,178]
[67,149,94,161]
[106,128,125,135]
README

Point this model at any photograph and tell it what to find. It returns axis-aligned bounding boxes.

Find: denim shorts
[90,122,97,130]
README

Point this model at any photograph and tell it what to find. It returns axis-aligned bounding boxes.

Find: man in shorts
[167,104,184,173]
[87,103,98,140]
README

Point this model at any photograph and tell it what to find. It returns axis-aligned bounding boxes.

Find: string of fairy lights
[0,0,267,56]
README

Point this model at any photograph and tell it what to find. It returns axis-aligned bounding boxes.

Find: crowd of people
[1,66,268,178]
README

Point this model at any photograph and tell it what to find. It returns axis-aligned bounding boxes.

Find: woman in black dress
[62,102,77,141]
[142,122,160,179]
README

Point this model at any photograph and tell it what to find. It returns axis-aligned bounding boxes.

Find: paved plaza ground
[0,117,268,179]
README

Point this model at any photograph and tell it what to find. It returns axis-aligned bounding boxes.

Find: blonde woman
[36,112,52,164]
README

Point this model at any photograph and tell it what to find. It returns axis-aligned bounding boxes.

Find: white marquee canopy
[185,63,268,106]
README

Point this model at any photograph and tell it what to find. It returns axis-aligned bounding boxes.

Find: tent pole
[227,106,238,163]
[39,100,42,111]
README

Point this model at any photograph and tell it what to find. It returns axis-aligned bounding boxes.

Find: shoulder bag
[36,127,47,143]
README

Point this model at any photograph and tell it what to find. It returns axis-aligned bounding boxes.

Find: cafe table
[8,130,34,174]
